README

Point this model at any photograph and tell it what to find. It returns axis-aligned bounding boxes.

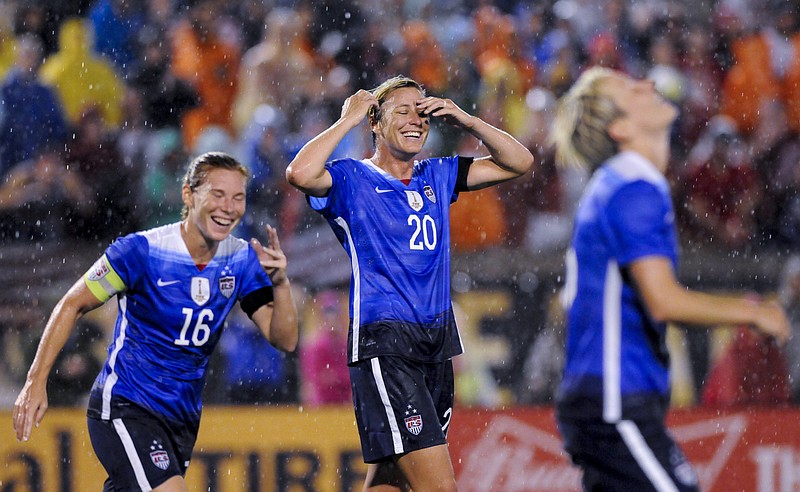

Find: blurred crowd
[0,0,799,408]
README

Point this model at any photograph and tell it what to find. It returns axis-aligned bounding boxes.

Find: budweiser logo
[456,414,747,491]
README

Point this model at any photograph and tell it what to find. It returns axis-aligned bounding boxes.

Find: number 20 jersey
[309,157,468,365]
[84,222,273,432]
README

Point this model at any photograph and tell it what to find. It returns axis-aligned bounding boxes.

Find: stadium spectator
[139,129,189,228]
[677,23,725,152]
[0,149,89,242]
[218,305,295,404]
[38,17,125,129]
[231,6,318,135]
[13,152,299,491]
[286,74,532,492]
[170,0,241,149]
[45,319,104,407]
[63,106,139,241]
[299,289,351,407]
[701,321,790,407]
[0,34,68,179]
[682,121,761,249]
[780,255,800,402]
[0,11,16,80]
[127,26,199,131]
[88,0,146,77]
[719,1,800,135]
[551,67,790,492]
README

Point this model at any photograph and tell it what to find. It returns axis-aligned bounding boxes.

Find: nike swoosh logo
[375,187,392,193]
[157,278,180,287]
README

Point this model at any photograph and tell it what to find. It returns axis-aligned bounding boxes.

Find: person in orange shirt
[170,0,241,150]
[720,2,800,135]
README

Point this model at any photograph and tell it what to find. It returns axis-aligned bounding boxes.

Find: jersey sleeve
[83,234,146,302]
[607,181,675,266]
[308,159,348,213]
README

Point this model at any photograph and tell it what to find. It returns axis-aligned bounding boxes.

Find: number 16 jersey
[84,222,273,433]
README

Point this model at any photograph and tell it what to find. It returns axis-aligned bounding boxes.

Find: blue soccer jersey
[558,151,679,423]
[84,223,273,432]
[309,157,467,364]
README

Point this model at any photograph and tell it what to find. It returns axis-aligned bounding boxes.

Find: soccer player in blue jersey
[551,67,790,492]
[13,152,299,492]
[286,75,533,491]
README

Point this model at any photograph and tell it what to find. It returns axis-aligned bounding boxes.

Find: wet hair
[550,67,623,172]
[368,75,426,146]
[181,152,250,219]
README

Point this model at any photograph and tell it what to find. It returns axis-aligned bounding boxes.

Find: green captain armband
[83,254,125,302]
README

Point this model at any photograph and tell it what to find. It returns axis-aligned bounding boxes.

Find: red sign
[449,406,800,492]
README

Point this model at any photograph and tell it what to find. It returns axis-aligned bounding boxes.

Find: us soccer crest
[405,414,423,435]
[405,190,423,212]
[423,185,436,203]
[149,439,170,470]
[87,257,110,281]
[191,277,210,306]
[219,275,235,298]
[150,450,170,470]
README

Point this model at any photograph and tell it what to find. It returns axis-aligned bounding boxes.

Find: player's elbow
[274,332,298,353]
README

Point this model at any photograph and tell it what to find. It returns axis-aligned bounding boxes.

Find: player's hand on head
[341,89,379,126]
[251,225,288,286]
[416,96,472,128]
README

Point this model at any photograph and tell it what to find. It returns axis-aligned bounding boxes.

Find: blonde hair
[368,75,426,145]
[550,67,622,172]
[181,152,250,219]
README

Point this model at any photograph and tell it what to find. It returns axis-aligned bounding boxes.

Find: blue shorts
[558,417,700,492]
[87,403,195,491]
[349,355,454,463]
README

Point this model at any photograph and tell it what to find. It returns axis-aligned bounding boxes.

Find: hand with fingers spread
[416,96,473,128]
[251,224,288,286]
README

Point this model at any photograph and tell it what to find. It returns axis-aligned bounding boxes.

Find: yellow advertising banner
[0,405,366,492]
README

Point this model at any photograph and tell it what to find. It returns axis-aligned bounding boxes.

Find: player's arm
[629,256,790,344]
[286,89,378,197]
[416,96,534,190]
[13,279,104,441]
[249,225,298,351]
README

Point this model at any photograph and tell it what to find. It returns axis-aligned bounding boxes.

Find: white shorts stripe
[617,420,680,492]
[112,418,153,492]
[370,358,404,454]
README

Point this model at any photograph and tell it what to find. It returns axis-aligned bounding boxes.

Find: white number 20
[175,308,214,346]
[408,214,437,250]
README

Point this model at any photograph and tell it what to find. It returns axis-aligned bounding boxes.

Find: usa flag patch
[405,415,423,435]
[150,450,170,470]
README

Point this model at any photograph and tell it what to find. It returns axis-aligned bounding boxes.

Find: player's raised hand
[416,96,473,128]
[341,89,379,127]
[251,225,288,286]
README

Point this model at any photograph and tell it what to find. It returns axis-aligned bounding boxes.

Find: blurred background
[0,0,799,416]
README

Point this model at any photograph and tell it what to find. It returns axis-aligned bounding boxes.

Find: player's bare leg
[363,444,457,492]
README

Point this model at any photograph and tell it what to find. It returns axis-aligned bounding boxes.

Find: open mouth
[211,216,235,228]
[402,131,422,140]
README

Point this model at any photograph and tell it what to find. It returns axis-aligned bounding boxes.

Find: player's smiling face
[183,168,246,242]
[374,86,430,158]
